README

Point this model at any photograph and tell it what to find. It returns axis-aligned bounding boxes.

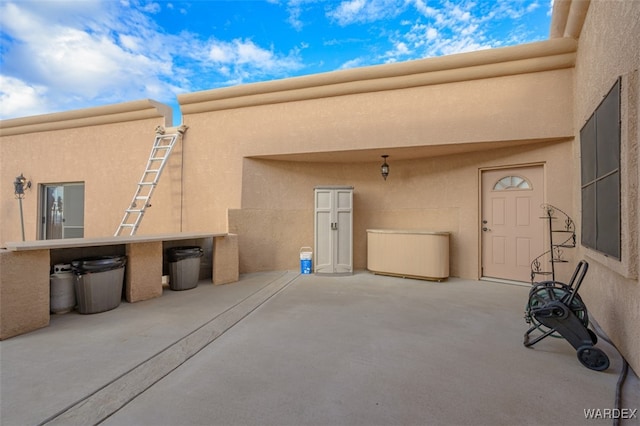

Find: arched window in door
[493,175,532,191]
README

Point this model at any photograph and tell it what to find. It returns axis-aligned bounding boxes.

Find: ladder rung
[126,209,144,213]
[138,182,156,186]
[145,169,161,173]
[119,224,136,228]
[135,196,149,200]
[150,157,167,161]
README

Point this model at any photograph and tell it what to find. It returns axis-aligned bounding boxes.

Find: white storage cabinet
[314,186,353,274]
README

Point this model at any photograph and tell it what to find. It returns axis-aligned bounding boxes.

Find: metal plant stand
[529,204,576,284]
[523,205,609,371]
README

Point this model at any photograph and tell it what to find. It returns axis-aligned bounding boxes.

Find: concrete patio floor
[1,271,638,426]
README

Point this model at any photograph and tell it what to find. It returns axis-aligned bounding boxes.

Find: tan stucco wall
[228,140,575,280]
[0,249,50,339]
[125,242,163,302]
[573,0,640,373]
[0,100,177,246]
[212,234,240,285]
[0,0,634,371]
[178,39,576,240]
[179,44,575,280]
[0,42,576,256]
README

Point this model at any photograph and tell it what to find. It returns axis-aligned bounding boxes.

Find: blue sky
[0,0,552,123]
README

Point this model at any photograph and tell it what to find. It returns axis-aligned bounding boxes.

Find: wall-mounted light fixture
[380,155,390,180]
[14,173,31,198]
[13,173,31,241]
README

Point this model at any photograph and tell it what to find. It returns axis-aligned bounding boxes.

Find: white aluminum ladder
[114,125,187,236]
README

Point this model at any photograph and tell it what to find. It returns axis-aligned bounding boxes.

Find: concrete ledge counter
[4,232,227,251]
[367,229,450,281]
[0,232,239,340]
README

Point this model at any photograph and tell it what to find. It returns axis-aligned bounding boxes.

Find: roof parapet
[179,38,577,115]
[0,99,172,137]
[550,0,591,39]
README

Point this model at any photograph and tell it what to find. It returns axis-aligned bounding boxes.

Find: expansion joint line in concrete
[39,271,301,426]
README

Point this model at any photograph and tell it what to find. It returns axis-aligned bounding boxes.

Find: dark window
[580,78,621,259]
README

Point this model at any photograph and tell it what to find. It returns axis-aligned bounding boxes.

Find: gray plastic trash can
[167,246,203,291]
[71,255,126,314]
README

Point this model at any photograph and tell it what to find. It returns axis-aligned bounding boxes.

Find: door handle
[482,227,490,232]
[331,222,338,230]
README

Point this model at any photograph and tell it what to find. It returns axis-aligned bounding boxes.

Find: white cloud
[339,58,365,69]
[281,0,325,31]
[381,40,413,63]
[438,38,491,56]
[395,42,410,54]
[119,34,143,52]
[141,2,161,14]
[391,41,410,57]
[1,3,178,100]
[209,39,276,66]
[0,1,182,118]
[321,0,538,64]
[0,76,50,119]
[206,38,303,80]
[331,0,367,25]
[327,0,405,25]
[489,0,542,20]
[236,41,275,65]
[460,23,478,37]
[284,0,305,31]
[450,5,471,22]
[209,44,235,63]
[413,0,438,18]
[0,0,549,120]
[381,0,545,62]
[0,0,303,120]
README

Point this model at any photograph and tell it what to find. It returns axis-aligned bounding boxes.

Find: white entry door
[481,167,544,282]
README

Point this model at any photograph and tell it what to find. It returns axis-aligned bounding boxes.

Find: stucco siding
[0,249,50,339]
[226,139,574,281]
[180,68,574,242]
[573,0,640,373]
[194,70,573,158]
[0,102,176,246]
[3,1,637,374]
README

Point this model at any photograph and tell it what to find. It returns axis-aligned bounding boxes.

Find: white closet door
[314,186,353,274]
[334,189,353,273]
[314,189,334,273]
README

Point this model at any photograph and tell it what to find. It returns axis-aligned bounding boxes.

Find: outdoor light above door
[380,155,389,180]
